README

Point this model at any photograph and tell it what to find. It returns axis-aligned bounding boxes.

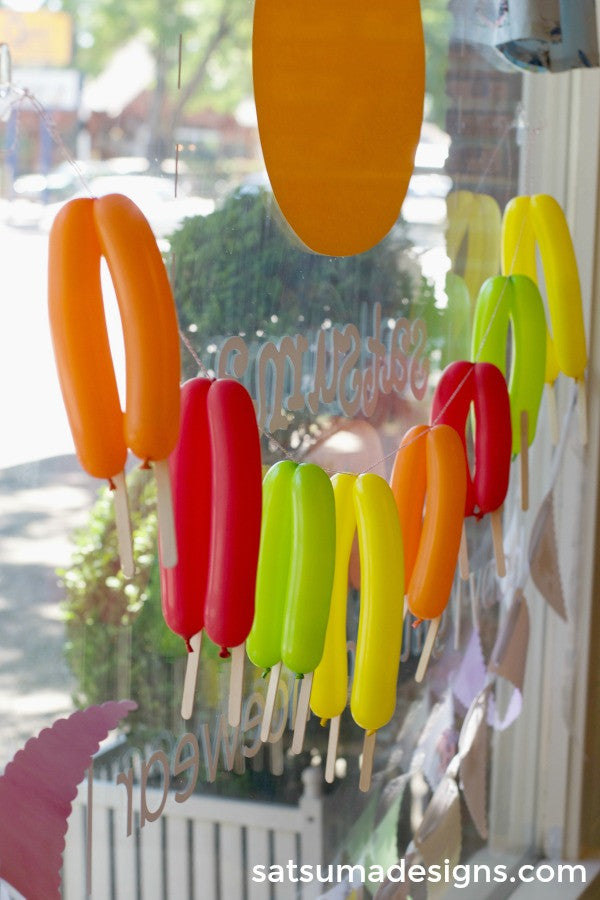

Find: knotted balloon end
[107,477,117,491]
[320,718,328,728]
[296,672,304,680]
[412,618,423,629]
[140,458,152,470]
[185,637,193,653]
[262,667,271,679]
[219,647,231,659]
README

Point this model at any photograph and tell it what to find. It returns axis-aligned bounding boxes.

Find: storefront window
[1,1,599,898]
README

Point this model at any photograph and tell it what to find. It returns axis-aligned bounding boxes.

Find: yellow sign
[0,9,72,67]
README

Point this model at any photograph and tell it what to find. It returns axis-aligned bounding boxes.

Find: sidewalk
[0,455,98,770]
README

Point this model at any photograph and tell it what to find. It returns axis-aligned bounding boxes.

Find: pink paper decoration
[0,700,136,900]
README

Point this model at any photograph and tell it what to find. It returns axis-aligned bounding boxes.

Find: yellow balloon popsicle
[350,473,404,734]
[446,190,502,313]
[311,473,357,723]
[501,194,587,384]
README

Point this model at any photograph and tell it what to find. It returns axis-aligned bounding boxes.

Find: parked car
[38,174,215,238]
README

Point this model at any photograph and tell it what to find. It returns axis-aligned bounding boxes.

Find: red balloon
[160,378,212,649]
[430,361,512,518]
[203,379,263,654]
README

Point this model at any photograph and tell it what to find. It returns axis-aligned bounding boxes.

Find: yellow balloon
[501,194,586,382]
[350,474,404,734]
[311,474,357,723]
[446,190,501,312]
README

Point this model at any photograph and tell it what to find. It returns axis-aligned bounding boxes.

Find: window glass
[3,1,595,898]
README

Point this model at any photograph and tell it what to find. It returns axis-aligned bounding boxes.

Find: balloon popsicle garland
[431,361,512,574]
[470,275,546,511]
[501,193,588,444]
[48,193,181,576]
[160,377,263,727]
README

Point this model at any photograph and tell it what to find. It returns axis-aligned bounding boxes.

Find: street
[0,221,125,768]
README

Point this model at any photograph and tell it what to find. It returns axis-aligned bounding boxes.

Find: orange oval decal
[253,1,425,256]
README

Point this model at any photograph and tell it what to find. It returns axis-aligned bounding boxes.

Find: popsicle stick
[291,672,313,755]
[181,631,202,720]
[112,471,134,578]
[520,411,529,511]
[325,715,341,784]
[459,524,470,580]
[228,643,246,728]
[260,661,282,743]
[546,382,559,446]
[577,379,588,446]
[155,458,178,568]
[469,572,479,630]
[454,576,462,651]
[359,730,377,793]
[490,508,506,577]
[415,616,441,683]
[86,763,93,898]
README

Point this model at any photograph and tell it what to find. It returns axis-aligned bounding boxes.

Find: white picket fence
[62,766,324,900]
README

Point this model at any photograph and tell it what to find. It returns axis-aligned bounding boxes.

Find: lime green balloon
[472,275,546,455]
[311,473,357,722]
[246,460,297,671]
[282,463,336,675]
[350,473,404,733]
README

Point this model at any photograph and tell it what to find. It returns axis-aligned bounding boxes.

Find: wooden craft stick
[459,524,470,580]
[454,578,461,651]
[490,507,506,577]
[469,572,479,630]
[155,458,178,568]
[546,382,559,446]
[415,616,441,683]
[359,730,377,793]
[325,715,341,784]
[112,471,134,578]
[577,379,588,446]
[260,661,282,743]
[520,411,529,511]
[181,631,202,720]
[86,763,93,898]
[228,643,246,728]
[291,672,313,755]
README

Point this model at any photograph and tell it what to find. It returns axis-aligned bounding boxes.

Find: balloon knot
[412,618,423,629]
[107,477,116,491]
[140,458,152,470]
[296,672,304,680]
[262,667,271,679]
[320,718,328,728]
[219,647,231,659]
[185,637,193,653]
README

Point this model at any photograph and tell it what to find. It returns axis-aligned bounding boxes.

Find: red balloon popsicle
[160,377,263,726]
[431,360,512,576]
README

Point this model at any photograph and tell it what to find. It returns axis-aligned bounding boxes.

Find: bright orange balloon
[48,194,181,478]
[48,198,126,479]
[253,1,425,256]
[407,425,466,620]
[390,425,428,586]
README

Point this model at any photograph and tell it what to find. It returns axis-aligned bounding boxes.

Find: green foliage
[171,188,418,374]
[59,468,186,731]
